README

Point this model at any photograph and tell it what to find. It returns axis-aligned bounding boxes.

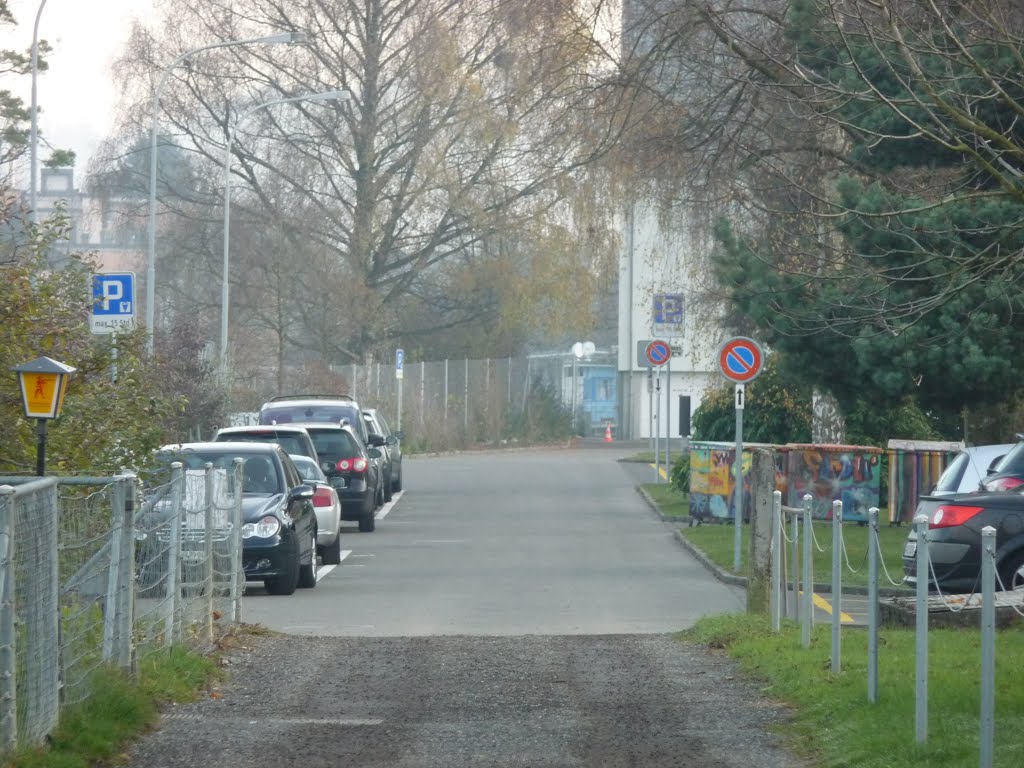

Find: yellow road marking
[809,591,856,624]
[648,463,668,480]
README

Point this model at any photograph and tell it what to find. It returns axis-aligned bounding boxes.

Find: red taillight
[313,487,334,507]
[335,457,368,473]
[930,505,984,528]
[983,476,1024,492]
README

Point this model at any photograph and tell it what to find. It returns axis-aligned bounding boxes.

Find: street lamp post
[220,89,348,382]
[29,0,50,221]
[145,30,309,355]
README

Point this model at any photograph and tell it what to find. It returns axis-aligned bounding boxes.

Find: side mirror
[289,484,314,501]
[394,430,404,440]
[368,433,386,447]
[367,447,382,459]
[385,435,398,446]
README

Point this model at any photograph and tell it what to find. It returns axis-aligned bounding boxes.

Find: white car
[289,454,343,565]
[929,444,1016,496]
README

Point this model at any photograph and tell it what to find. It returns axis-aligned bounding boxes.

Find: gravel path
[124,631,810,768]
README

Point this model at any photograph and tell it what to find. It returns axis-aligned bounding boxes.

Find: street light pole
[29,0,50,221]
[220,89,348,382]
[145,30,309,355]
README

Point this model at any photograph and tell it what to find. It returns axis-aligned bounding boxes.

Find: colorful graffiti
[785,445,882,522]
[689,442,785,522]
[688,441,882,523]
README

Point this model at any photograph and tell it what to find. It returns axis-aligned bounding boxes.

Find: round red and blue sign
[645,339,671,367]
[718,337,764,383]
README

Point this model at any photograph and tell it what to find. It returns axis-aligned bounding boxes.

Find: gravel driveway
[124,631,810,768]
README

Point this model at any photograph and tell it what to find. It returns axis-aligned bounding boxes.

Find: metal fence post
[801,494,813,648]
[230,459,245,624]
[464,358,469,438]
[119,473,137,671]
[204,463,215,646]
[791,505,799,622]
[162,463,184,646]
[831,499,842,674]
[980,525,996,768]
[103,479,126,662]
[914,512,929,743]
[771,490,782,632]
[0,486,16,752]
[868,507,879,703]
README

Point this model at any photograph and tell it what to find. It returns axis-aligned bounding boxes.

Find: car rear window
[305,429,360,461]
[215,431,311,457]
[932,452,969,494]
[993,442,1024,474]
[259,404,361,428]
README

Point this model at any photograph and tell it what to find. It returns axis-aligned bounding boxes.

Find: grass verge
[683,614,1024,768]
[642,482,911,590]
[3,639,231,768]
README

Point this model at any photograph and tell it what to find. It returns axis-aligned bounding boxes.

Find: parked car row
[903,437,1024,594]
[149,394,405,597]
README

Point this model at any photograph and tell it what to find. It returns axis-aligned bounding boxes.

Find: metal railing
[0,461,243,754]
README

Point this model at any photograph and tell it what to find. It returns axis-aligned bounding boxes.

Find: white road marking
[315,550,352,581]
[375,489,403,520]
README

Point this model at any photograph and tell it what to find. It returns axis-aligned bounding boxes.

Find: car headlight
[241,515,281,539]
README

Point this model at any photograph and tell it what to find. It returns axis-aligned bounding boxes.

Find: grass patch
[642,483,911,589]
[683,614,1024,768]
[4,646,221,768]
[642,483,689,517]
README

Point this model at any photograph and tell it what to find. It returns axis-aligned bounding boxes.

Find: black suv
[294,422,383,532]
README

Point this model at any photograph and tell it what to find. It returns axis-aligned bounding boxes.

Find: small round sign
[718,337,764,383]
[645,339,671,367]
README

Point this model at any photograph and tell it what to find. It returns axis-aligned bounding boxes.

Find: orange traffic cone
[604,424,613,442]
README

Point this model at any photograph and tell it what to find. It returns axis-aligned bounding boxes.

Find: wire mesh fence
[0,463,244,755]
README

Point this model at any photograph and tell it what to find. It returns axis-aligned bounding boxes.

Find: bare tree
[100,0,637,365]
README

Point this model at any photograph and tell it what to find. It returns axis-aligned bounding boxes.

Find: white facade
[617,201,728,439]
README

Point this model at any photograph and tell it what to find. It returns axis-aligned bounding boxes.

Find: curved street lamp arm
[146,30,308,355]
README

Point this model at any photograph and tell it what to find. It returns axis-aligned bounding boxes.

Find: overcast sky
[6,0,154,177]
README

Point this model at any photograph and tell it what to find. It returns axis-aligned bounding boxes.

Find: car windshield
[156,450,283,495]
[306,430,361,462]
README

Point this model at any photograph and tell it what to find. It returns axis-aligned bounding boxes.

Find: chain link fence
[341,353,615,448]
[0,463,243,754]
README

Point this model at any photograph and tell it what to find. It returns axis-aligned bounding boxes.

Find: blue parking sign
[396,348,404,380]
[91,272,136,334]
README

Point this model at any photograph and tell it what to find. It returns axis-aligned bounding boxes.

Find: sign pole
[716,336,764,574]
[396,349,404,433]
[654,374,661,483]
[733,384,745,571]
[647,367,653,453]
[665,357,671,476]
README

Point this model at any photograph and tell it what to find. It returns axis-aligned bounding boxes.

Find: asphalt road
[123,443,809,767]
[241,443,745,635]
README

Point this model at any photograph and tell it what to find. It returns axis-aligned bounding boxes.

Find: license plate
[331,477,348,489]
[903,541,916,559]
[181,550,205,564]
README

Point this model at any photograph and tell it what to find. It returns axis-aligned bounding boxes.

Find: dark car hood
[241,494,285,523]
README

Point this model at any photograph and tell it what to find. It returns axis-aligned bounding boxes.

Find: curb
[635,485,913,598]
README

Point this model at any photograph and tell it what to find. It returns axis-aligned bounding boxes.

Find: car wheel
[1000,550,1024,591]
[321,532,342,565]
[298,531,318,588]
[264,538,300,595]
[383,472,394,502]
[358,508,376,532]
[392,469,402,492]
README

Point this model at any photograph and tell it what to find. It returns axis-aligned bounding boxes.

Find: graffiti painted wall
[689,442,785,522]
[784,444,882,522]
